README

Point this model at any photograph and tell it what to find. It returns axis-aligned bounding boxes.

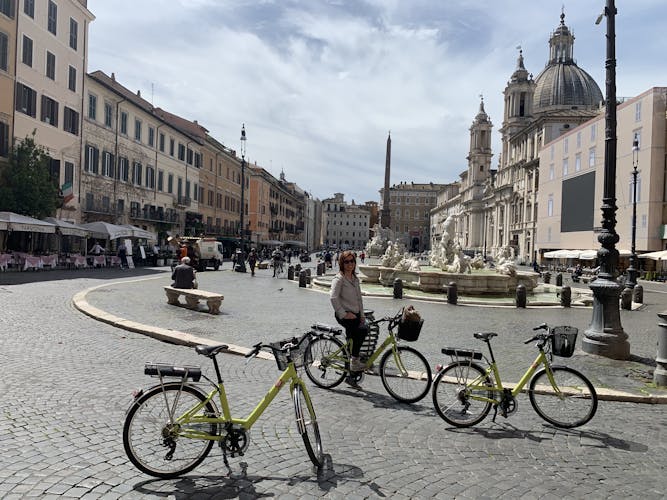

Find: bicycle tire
[379,346,432,403]
[292,384,324,467]
[304,336,347,388]
[528,366,598,428]
[432,361,493,427]
[123,383,217,478]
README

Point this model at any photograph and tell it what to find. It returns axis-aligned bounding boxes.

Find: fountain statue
[380,240,406,267]
[366,224,395,257]
[494,246,517,276]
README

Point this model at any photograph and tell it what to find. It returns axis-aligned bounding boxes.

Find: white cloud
[87,0,667,202]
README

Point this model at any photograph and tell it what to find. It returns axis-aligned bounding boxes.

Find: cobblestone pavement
[0,265,666,498]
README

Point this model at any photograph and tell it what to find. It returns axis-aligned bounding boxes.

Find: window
[167,173,173,193]
[88,93,97,120]
[185,180,191,198]
[562,158,568,176]
[15,82,37,117]
[22,35,32,66]
[134,119,141,141]
[575,153,581,172]
[146,166,155,189]
[46,51,55,79]
[547,195,554,217]
[178,143,185,161]
[194,152,201,168]
[24,0,34,18]
[47,1,57,35]
[590,123,596,142]
[64,161,74,184]
[68,65,76,91]
[148,126,154,147]
[576,131,581,149]
[40,95,58,126]
[69,18,77,50]
[132,162,142,185]
[120,111,127,134]
[548,163,554,180]
[0,0,15,17]
[635,101,642,122]
[102,151,114,177]
[63,106,79,135]
[84,145,99,173]
[104,102,112,127]
[159,133,165,152]
[0,31,7,71]
[169,138,174,156]
[589,147,595,167]
[550,145,554,161]
[564,138,568,154]
[186,147,193,165]
[157,170,163,191]
[117,157,129,182]
[0,120,9,157]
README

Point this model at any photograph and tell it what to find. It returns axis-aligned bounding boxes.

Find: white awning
[0,212,56,234]
[637,250,667,261]
[120,224,157,241]
[543,249,581,259]
[43,217,88,237]
[79,221,134,240]
[259,240,282,246]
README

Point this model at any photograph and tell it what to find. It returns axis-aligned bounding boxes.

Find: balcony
[83,202,115,215]
[174,196,191,208]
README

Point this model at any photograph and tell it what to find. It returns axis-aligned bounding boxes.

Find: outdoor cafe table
[23,256,43,271]
[40,255,58,269]
[0,254,13,271]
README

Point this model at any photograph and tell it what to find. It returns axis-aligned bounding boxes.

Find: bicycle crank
[220,424,250,458]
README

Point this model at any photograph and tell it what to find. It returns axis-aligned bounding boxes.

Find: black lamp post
[236,124,247,273]
[582,0,630,359]
[626,134,640,289]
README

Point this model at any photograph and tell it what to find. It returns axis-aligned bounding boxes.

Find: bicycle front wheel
[123,383,217,478]
[304,336,348,388]
[380,346,432,403]
[529,366,598,428]
[293,384,323,467]
[432,361,493,427]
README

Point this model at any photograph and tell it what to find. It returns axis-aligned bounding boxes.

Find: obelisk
[380,132,391,228]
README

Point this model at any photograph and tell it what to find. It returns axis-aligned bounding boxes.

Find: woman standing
[330,250,368,377]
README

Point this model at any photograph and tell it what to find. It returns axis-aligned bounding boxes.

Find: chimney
[137,90,141,97]
[111,72,115,81]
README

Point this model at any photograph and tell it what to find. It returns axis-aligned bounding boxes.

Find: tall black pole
[626,135,639,289]
[237,124,247,272]
[583,0,629,359]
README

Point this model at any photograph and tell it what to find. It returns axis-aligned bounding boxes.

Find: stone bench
[163,286,224,314]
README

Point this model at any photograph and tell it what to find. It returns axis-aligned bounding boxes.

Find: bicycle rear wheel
[123,383,217,478]
[293,384,323,467]
[304,336,347,388]
[432,361,493,427]
[380,346,432,403]
[529,366,598,428]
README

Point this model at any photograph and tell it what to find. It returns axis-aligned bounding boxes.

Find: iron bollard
[287,265,295,280]
[299,270,307,288]
[393,278,403,299]
[621,287,632,310]
[543,272,551,284]
[655,312,667,386]
[306,268,311,278]
[316,263,323,276]
[556,273,563,286]
[447,282,457,305]
[516,284,526,308]
[560,286,571,307]
[633,284,643,304]
[295,263,302,273]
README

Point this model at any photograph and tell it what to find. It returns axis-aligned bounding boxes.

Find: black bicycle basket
[270,335,307,371]
[551,326,578,357]
[397,318,424,342]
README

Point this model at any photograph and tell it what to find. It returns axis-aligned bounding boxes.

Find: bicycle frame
[462,349,559,405]
[166,362,312,441]
[319,329,407,374]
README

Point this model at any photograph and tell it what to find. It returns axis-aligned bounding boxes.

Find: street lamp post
[236,124,247,273]
[582,0,630,359]
[626,135,640,289]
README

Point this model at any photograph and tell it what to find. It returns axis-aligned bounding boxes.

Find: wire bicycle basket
[550,326,578,357]
[270,335,308,371]
[397,318,424,342]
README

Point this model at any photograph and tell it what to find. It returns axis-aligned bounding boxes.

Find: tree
[0,133,59,219]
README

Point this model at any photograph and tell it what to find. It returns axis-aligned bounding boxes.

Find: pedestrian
[171,256,197,289]
[248,248,258,276]
[90,241,105,255]
[271,247,284,277]
[330,250,368,385]
[118,242,128,269]
[360,251,365,263]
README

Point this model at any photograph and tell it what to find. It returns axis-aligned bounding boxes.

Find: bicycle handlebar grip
[524,336,537,344]
[533,323,548,331]
[245,342,263,357]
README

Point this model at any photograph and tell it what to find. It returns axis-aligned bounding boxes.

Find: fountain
[358,215,538,295]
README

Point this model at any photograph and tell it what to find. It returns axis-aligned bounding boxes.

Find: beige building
[80,71,204,240]
[323,193,370,250]
[14,0,94,202]
[0,0,17,161]
[536,87,667,258]
[380,182,446,252]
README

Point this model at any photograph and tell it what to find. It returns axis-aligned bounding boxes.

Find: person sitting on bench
[171,257,197,289]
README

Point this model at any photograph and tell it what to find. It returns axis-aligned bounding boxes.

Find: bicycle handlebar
[245,337,301,359]
[524,324,551,345]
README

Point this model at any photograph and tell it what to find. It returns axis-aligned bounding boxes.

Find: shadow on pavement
[0,267,167,286]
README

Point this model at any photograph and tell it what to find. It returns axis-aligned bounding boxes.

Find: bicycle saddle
[474,332,498,341]
[195,344,229,357]
[311,323,343,334]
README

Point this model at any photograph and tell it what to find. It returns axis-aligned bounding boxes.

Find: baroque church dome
[533,13,603,112]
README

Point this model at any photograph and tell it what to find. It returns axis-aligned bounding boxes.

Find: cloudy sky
[87,0,666,204]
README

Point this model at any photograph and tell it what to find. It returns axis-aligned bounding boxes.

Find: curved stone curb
[73,277,667,404]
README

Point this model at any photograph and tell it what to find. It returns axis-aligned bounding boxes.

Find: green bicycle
[432,323,598,428]
[123,335,323,478]
[304,309,432,404]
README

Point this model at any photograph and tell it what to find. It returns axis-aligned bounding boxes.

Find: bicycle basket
[551,326,578,357]
[397,318,424,342]
[270,335,307,371]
